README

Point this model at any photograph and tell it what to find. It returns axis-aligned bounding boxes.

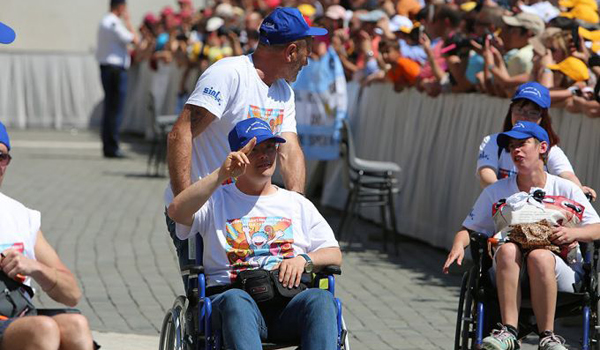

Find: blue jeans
[99,64,127,156]
[210,288,338,350]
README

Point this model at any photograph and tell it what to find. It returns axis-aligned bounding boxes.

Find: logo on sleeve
[202,87,223,106]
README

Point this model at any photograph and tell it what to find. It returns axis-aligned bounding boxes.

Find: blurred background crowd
[130,0,600,118]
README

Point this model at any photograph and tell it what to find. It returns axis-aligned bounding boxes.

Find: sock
[505,324,518,338]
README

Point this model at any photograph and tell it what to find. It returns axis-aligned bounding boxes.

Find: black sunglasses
[0,152,11,166]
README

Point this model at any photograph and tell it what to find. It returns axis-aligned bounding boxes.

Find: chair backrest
[340,119,360,171]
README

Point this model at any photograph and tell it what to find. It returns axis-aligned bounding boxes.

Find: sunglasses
[0,152,11,167]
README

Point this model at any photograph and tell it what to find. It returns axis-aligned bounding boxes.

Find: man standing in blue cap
[444,121,600,350]
[165,8,328,285]
[168,118,341,349]
[96,0,138,158]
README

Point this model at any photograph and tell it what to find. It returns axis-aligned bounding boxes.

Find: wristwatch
[299,254,314,274]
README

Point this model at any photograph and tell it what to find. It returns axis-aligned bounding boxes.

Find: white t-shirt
[164,55,297,205]
[477,133,574,179]
[0,193,39,287]
[175,184,339,287]
[463,173,600,236]
[96,13,134,69]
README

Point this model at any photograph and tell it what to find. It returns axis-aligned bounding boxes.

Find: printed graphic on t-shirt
[247,106,284,133]
[498,168,516,179]
[0,242,24,254]
[225,216,294,282]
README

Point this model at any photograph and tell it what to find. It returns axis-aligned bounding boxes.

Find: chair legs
[336,189,354,241]
[387,186,399,255]
[338,180,399,253]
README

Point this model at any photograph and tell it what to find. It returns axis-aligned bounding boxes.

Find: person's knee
[2,316,60,350]
[217,289,257,315]
[527,249,556,274]
[299,289,337,316]
[496,243,522,266]
[54,314,91,336]
[53,314,93,348]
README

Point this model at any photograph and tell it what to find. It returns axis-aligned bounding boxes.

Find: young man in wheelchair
[168,118,343,350]
[443,121,600,350]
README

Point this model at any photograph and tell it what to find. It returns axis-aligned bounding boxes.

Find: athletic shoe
[538,331,567,350]
[482,324,519,350]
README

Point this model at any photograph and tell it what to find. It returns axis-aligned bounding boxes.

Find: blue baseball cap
[228,118,286,151]
[259,7,328,45]
[0,22,16,45]
[497,121,549,149]
[511,82,550,109]
[0,121,10,151]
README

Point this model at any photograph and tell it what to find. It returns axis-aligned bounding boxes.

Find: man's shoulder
[0,192,30,213]
[210,55,250,71]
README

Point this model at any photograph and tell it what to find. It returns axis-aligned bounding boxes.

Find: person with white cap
[165,7,328,287]
[484,12,545,95]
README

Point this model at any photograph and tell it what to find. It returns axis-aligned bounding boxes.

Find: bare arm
[167,105,217,196]
[307,247,343,269]
[0,230,82,307]
[442,228,470,274]
[278,132,306,194]
[277,246,342,288]
[168,138,257,226]
[479,166,498,188]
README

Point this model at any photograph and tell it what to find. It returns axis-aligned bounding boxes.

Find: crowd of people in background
[130,0,600,119]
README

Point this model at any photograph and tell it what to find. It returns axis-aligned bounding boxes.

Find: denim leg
[269,289,338,350]
[210,289,266,350]
[165,211,190,288]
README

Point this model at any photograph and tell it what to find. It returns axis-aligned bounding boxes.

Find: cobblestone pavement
[2,130,584,349]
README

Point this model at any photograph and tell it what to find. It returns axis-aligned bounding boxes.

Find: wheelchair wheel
[455,267,477,350]
[454,271,469,350]
[159,296,188,350]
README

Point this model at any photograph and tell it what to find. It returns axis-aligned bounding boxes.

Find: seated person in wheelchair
[168,117,343,350]
[443,121,600,350]
[0,122,94,350]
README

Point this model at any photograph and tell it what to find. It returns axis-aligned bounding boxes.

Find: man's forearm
[167,105,217,196]
[278,132,306,193]
[168,111,194,196]
[307,247,342,269]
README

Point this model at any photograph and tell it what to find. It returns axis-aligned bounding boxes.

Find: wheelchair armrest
[317,265,342,275]
[36,308,82,317]
[181,265,204,277]
[468,231,489,246]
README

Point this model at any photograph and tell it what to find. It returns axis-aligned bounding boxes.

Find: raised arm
[168,138,257,225]
[278,132,306,194]
[167,105,216,196]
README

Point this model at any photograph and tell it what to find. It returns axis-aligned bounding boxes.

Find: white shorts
[490,247,582,293]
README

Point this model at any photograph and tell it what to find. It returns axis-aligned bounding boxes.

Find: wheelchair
[454,231,600,350]
[159,234,350,350]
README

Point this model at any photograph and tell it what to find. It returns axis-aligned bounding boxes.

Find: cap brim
[502,16,522,27]
[305,27,328,37]
[546,63,560,70]
[497,131,535,148]
[255,135,287,146]
[0,22,16,44]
